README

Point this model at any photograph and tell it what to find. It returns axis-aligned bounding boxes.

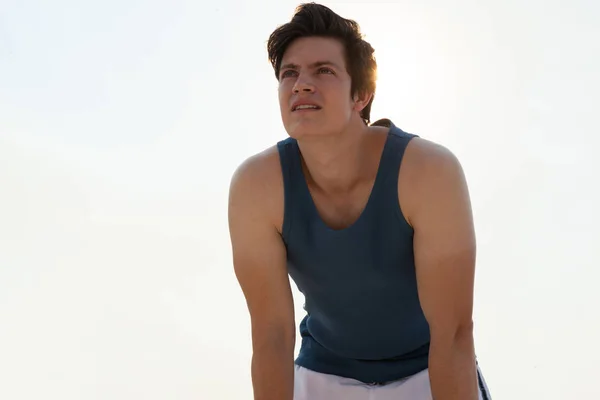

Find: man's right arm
[228,151,296,400]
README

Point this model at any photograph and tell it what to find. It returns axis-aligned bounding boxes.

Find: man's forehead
[281,37,345,66]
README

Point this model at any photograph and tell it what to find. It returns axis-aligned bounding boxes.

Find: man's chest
[307,180,376,231]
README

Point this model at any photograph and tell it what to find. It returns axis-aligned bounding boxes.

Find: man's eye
[281,70,297,78]
[318,68,334,74]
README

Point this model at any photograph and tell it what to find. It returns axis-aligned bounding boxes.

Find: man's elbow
[251,321,296,354]
[430,319,475,351]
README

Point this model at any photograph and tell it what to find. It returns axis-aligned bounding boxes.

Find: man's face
[278,36,356,139]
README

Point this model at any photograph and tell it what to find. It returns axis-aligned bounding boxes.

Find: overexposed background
[1,1,599,398]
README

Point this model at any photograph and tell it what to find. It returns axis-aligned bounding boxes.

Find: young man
[228,3,491,400]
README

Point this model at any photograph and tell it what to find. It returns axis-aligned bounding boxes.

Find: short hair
[267,3,377,124]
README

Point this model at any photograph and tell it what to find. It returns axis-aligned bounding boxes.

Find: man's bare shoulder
[229,145,284,230]
[405,137,462,172]
[400,137,468,225]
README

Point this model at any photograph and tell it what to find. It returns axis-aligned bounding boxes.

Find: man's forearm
[251,344,294,400]
[428,328,478,400]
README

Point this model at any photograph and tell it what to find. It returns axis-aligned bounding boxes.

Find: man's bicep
[410,147,476,336]
[230,218,294,332]
[228,159,295,342]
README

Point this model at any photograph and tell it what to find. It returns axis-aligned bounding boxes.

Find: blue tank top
[276,120,430,384]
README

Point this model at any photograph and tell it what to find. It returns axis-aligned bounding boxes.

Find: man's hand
[401,139,479,400]
[228,148,296,400]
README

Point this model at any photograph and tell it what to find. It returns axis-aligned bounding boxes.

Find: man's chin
[285,119,327,138]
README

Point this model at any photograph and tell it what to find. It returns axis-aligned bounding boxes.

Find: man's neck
[296,120,372,194]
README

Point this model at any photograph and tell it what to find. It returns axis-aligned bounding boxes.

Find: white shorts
[294,364,491,400]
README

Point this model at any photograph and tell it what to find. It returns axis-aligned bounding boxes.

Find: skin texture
[400,139,479,400]
[228,149,294,400]
[228,36,479,400]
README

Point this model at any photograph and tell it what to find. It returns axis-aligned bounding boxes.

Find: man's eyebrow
[280,61,341,71]
[311,61,340,69]
[280,62,299,71]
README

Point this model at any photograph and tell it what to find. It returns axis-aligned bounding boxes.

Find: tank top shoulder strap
[374,120,419,188]
[276,137,310,241]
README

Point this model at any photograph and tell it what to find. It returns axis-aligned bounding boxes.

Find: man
[228,3,491,399]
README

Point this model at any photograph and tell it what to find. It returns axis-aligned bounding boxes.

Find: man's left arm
[406,141,479,400]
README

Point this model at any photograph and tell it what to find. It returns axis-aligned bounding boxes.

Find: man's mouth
[292,104,321,111]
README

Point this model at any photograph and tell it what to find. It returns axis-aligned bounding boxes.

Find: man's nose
[293,76,316,93]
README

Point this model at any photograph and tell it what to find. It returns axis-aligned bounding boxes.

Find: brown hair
[267,3,377,124]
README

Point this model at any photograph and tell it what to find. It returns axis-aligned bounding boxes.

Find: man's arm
[228,151,296,400]
[403,140,479,400]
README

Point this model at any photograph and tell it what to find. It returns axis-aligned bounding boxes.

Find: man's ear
[353,91,373,112]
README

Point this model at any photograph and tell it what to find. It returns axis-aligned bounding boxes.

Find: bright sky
[1,1,599,399]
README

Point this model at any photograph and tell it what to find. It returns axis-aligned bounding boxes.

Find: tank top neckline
[292,125,395,233]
